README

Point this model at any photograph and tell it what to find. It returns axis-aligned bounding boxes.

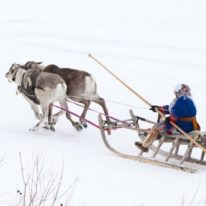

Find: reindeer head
[5,63,22,83]
[22,61,44,71]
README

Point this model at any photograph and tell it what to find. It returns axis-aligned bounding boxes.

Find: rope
[67,95,147,110]
[52,104,101,129]
[52,103,154,130]
[102,99,147,109]
[66,99,133,124]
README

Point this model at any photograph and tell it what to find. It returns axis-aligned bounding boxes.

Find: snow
[1,0,206,205]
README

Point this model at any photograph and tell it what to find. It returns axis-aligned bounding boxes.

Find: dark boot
[134,142,149,152]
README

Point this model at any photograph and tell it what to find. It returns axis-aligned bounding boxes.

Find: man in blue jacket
[135,84,200,152]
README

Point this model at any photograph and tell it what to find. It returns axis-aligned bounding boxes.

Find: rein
[52,102,154,130]
[67,95,147,110]
[66,99,135,124]
[52,104,101,129]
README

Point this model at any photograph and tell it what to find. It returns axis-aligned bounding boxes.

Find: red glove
[150,105,164,113]
[165,115,177,124]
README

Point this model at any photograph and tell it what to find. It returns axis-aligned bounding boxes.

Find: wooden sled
[98,110,206,173]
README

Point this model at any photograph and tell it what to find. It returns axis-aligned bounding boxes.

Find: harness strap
[18,86,40,105]
[178,116,201,131]
[19,71,40,105]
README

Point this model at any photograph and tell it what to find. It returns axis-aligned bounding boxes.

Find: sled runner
[98,109,206,173]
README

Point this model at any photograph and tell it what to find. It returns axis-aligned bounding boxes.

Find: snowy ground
[1,0,206,205]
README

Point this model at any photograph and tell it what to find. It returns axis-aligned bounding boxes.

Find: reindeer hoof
[80,120,87,128]
[43,125,55,132]
[50,117,58,125]
[35,115,41,120]
[73,122,83,131]
[50,125,55,132]
[29,126,38,132]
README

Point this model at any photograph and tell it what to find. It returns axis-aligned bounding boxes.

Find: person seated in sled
[135,83,200,152]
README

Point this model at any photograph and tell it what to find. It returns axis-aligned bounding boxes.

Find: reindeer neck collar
[15,68,26,86]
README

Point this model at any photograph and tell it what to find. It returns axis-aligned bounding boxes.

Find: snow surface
[1,0,206,205]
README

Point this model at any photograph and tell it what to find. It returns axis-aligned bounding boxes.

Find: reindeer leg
[93,97,111,135]
[48,103,53,124]
[30,104,48,131]
[79,100,91,128]
[93,97,110,123]
[51,110,64,125]
[25,96,42,120]
[60,100,83,131]
[47,104,55,132]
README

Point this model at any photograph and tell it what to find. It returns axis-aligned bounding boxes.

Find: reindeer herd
[5,61,110,132]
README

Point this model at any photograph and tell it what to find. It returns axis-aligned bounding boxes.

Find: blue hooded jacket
[163,96,197,133]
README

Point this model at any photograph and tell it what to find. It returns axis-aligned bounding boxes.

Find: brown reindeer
[22,61,110,130]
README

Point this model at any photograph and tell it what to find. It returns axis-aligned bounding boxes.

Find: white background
[1,0,206,205]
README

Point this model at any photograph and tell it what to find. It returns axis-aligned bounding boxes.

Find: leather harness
[18,71,41,105]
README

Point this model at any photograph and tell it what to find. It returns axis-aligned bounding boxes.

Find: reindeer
[21,61,110,129]
[5,63,82,131]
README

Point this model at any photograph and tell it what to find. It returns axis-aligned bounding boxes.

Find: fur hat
[174,84,191,97]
